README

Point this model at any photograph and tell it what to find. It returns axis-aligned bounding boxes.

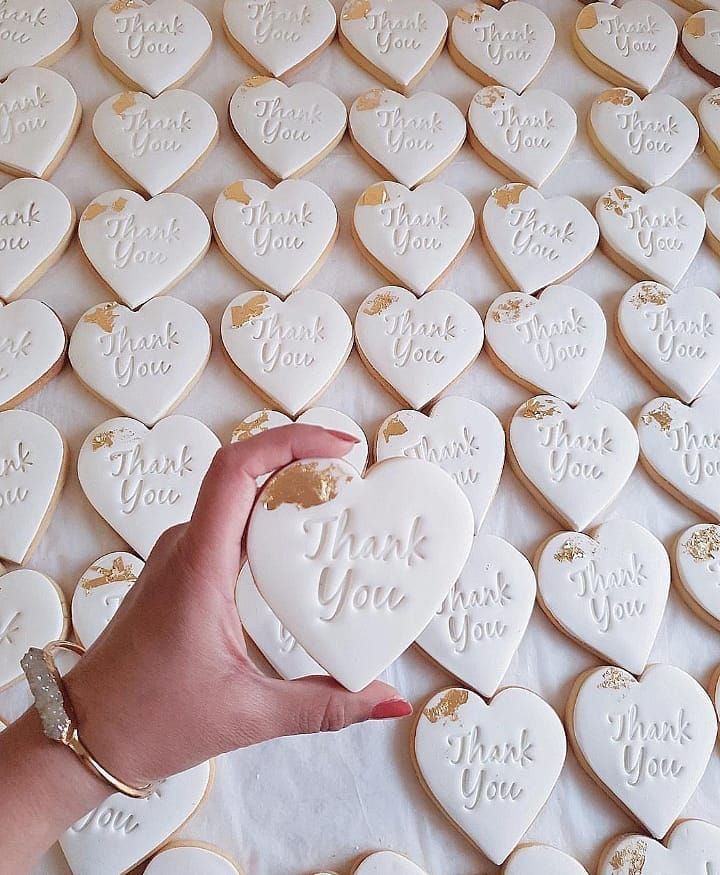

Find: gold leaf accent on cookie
[363,290,397,315]
[490,296,530,324]
[596,88,633,107]
[83,303,120,334]
[630,284,670,309]
[243,75,272,88]
[342,0,369,19]
[82,556,138,592]
[232,410,272,442]
[600,187,632,216]
[263,461,345,510]
[82,202,109,222]
[224,181,252,204]
[112,92,136,115]
[521,398,558,420]
[475,86,505,108]
[456,3,482,23]
[554,539,585,563]
[382,414,408,442]
[599,667,634,690]
[356,88,383,111]
[492,183,528,209]
[231,294,269,328]
[576,5,598,29]
[682,526,720,562]
[110,0,138,12]
[424,689,469,723]
[710,94,720,107]
[359,183,389,207]
[112,197,127,212]
[92,431,115,451]
[608,839,647,875]
[641,401,673,432]
[685,15,706,38]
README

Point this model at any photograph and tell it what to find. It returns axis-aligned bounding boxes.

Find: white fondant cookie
[568,664,717,838]
[536,520,670,674]
[449,2,555,93]
[589,88,699,190]
[482,184,599,295]
[375,395,504,530]
[0,177,74,303]
[617,282,720,403]
[352,181,475,295]
[573,2,677,96]
[71,551,143,648]
[416,534,535,697]
[78,189,210,310]
[0,568,67,691]
[468,86,576,188]
[69,298,211,426]
[60,761,213,875]
[0,409,65,564]
[93,90,219,197]
[597,820,720,875]
[355,287,484,410]
[0,298,66,410]
[247,456,474,691]
[221,289,352,417]
[675,524,720,631]
[485,285,606,405]
[229,76,346,181]
[698,87,720,171]
[0,0,79,80]
[92,0,212,97]
[596,186,705,289]
[223,0,336,78]
[353,851,427,875]
[145,843,241,875]
[77,415,220,559]
[681,11,720,87]
[505,845,588,875]
[414,687,566,865]
[339,0,447,94]
[0,67,80,179]
[638,395,720,521]
[213,179,338,298]
[703,185,720,258]
[235,562,327,679]
[349,88,466,189]
[509,396,639,532]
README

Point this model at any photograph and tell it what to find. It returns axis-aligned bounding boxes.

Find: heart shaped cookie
[69,298,211,426]
[481,184,599,294]
[597,820,720,875]
[236,562,327,679]
[485,285,606,405]
[589,89,699,190]
[375,395,504,530]
[93,0,213,96]
[0,68,80,179]
[60,761,213,875]
[339,0,447,94]
[675,524,720,631]
[221,289,352,416]
[0,409,66,564]
[681,11,720,87]
[145,843,242,875]
[698,87,720,171]
[0,177,74,303]
[638,395,720,520]
[78,189,211,309]
[596,186,705,289]
[0,299,66,410]
[449,2,555,93]
[414,686,566,865]
[617,282,720,403]
[223,0,336,78]
[0,568,67,691]
[77,415,220,559]
[509,396,639,532]
[354,852,427,875]
[355,287,484,409]
[0,0,79,80]
[568,664,717,838]
[247,456,474,691]
[213,179,338,298]
[229,76,346,181]
[703,185,720,257]
[93,90,218,197]
[416,534,535,697]
[536,520,669,675]
[505,846,588,875]
[349,89,466,189]
[468,86,576,188]
[71,551,143,648]
[573,2,677,96]
[352,182,475,295]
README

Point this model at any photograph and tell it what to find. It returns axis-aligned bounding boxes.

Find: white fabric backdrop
[1,0,720,872]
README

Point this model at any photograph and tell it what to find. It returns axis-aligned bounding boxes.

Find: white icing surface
[414,686,566,865]
[354,287,484,409]
[353,851,427,875]
[78,188,211,309]
[682,11,720,79]
[145,845,240,875]
[77,414,220,559]
[69,297,211,425]
[92,89,218,197]
[71,550,143,647]
[221,289,353,416]
[0,0,78,80]
[597,820,720,875]
[699,87,720,156]
[213,178,338,297]
[247,456,474,691]
[676,523,720,628]
[571,664,717,838]
[504,845,588,875]
[704,185,720,247]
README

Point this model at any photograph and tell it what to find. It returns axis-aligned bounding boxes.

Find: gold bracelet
[21,640,155,799]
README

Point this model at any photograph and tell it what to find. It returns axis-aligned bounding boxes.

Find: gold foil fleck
[608,839,648,875]
[263,461,344,510]
[363,291,397,315]
[356,89,383,111]
[112,92,136,115]
[359,183,389,207]
[81,556,138,592]
[682,526,720,562]
[224,181,252,204]
[597,88,633,106]
[521,398,558,420]
[599,667,634,690]
[232,410,272,442]
[554,540,585,563]
[457,4,483,23]
[476,86,505,108]
[601,187,632,216]
[231,294,269,328]
[110,0,138,12]
[382,415,408,442]
[342,0,369,19]
[92,431,114,451]
[490,296,529,324]
[641,401,673,432]
[492,183,528,209]
[243,75,272,88]
[424,689,469,723]
[83,303,120,334]
[112,197,127,212]
[685,15,706,38]
[82,202,108,222]
[710,94,720,107]
[630,283,670,309]
[576,5,598,29]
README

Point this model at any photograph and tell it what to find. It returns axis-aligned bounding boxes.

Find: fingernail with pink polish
[327,429,361,443]
[371,698,413,720]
